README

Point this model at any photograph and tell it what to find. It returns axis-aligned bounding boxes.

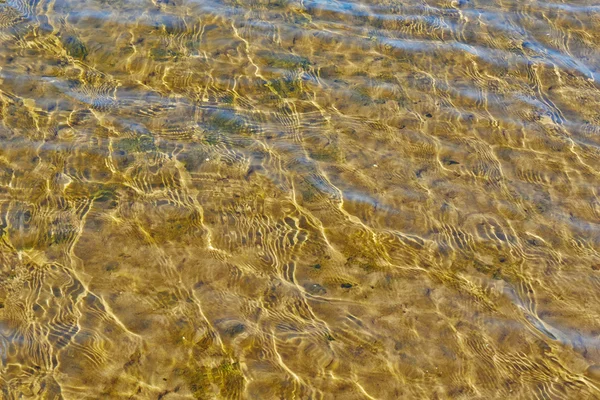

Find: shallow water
[0,0,600,398]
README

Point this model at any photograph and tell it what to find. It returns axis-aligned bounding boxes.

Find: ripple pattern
[0,0,600,398]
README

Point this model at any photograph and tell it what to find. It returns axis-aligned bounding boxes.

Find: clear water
[1,0,600,398]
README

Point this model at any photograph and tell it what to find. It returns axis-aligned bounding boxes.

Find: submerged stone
[62,35,88,60]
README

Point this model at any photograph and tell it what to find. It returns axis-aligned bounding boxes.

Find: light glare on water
[0,0,600,398]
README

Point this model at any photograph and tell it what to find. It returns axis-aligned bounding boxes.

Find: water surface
[1,0,600,398]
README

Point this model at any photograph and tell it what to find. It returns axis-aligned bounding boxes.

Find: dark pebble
[305,283,327,295]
